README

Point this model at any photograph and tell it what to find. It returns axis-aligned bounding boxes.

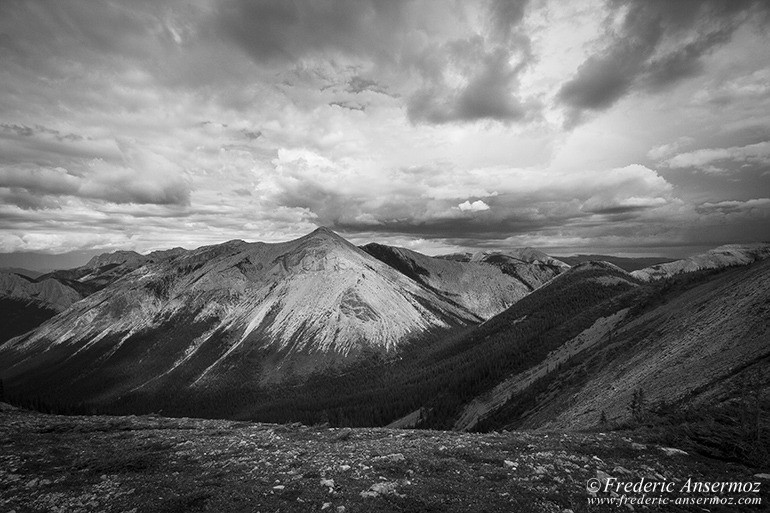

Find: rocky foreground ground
[1,405,768,512]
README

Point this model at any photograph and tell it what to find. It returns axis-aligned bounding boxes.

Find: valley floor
[1,406,767,512]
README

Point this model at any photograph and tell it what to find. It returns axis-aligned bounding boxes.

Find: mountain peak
[307,226,339,238]
[299,226,353,248]
[84,250,145,269]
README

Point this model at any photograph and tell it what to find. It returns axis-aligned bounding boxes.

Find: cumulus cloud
[647,137,695,161]
[407,44,534,124]
[458,200,491,212]
[696,197,770,214]
[0,138,191,207]
[662,141,770,172]
[258,149,679,243]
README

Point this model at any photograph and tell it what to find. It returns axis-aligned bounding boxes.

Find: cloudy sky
[1,0,769,264]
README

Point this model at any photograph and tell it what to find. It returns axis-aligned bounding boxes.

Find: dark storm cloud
[582,205,656,215]
[329,101,366,112]
[0,188,62,211]
[405,1,536,125]
[240,129,262,140]
[217,0,536,124]
[558,0,770,125]
[490,0,530,41]
[346,76,390,95]
[407,42,535,124]
[0,165,191,206]
[216,0,409,63]
[336,219,542,241]
[0,124,84,142]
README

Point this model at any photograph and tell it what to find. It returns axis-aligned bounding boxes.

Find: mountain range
[1,230,768,448]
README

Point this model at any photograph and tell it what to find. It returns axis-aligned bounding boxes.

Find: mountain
[557,254,676,272]
[126,258,636,426]
[0,247,188,343]
[0,271,83,343]
[82,247,187,269]
[3,233,767,448]
[437,248,569,268]
[434,248,569,294]
[83,250,145,269]
[631,243,770,281]
[457,258,770,466]
[0,228,489,407]
[192,252,766,436]
[0,267,44,279]
[0,271,81,311]
[361,243,565,319]
[521,258,770,432]
[39,248,172,297]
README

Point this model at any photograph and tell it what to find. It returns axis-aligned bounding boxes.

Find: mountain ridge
[361,242,565,320]
[2,231,768,437]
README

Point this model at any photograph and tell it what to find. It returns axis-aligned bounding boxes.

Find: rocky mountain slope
[148,259,639,428]
[530,259,770,431]
[361,243,565,319]
[0,248,185,343]
[462,258,769,449]
[378,260,644,431]
[631,243,770,281]
[3,407,767,513]
[0,228,490,407]
[40,246,185,297]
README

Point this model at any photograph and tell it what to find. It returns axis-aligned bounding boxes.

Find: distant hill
[0,267,44,279]
[557,254,676,272]
[0,247,187,343]
[0,272,82,312]
[436,248,569,269]
[631,243,770,280]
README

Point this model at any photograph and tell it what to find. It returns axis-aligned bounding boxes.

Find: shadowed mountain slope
[466,259,770,450]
